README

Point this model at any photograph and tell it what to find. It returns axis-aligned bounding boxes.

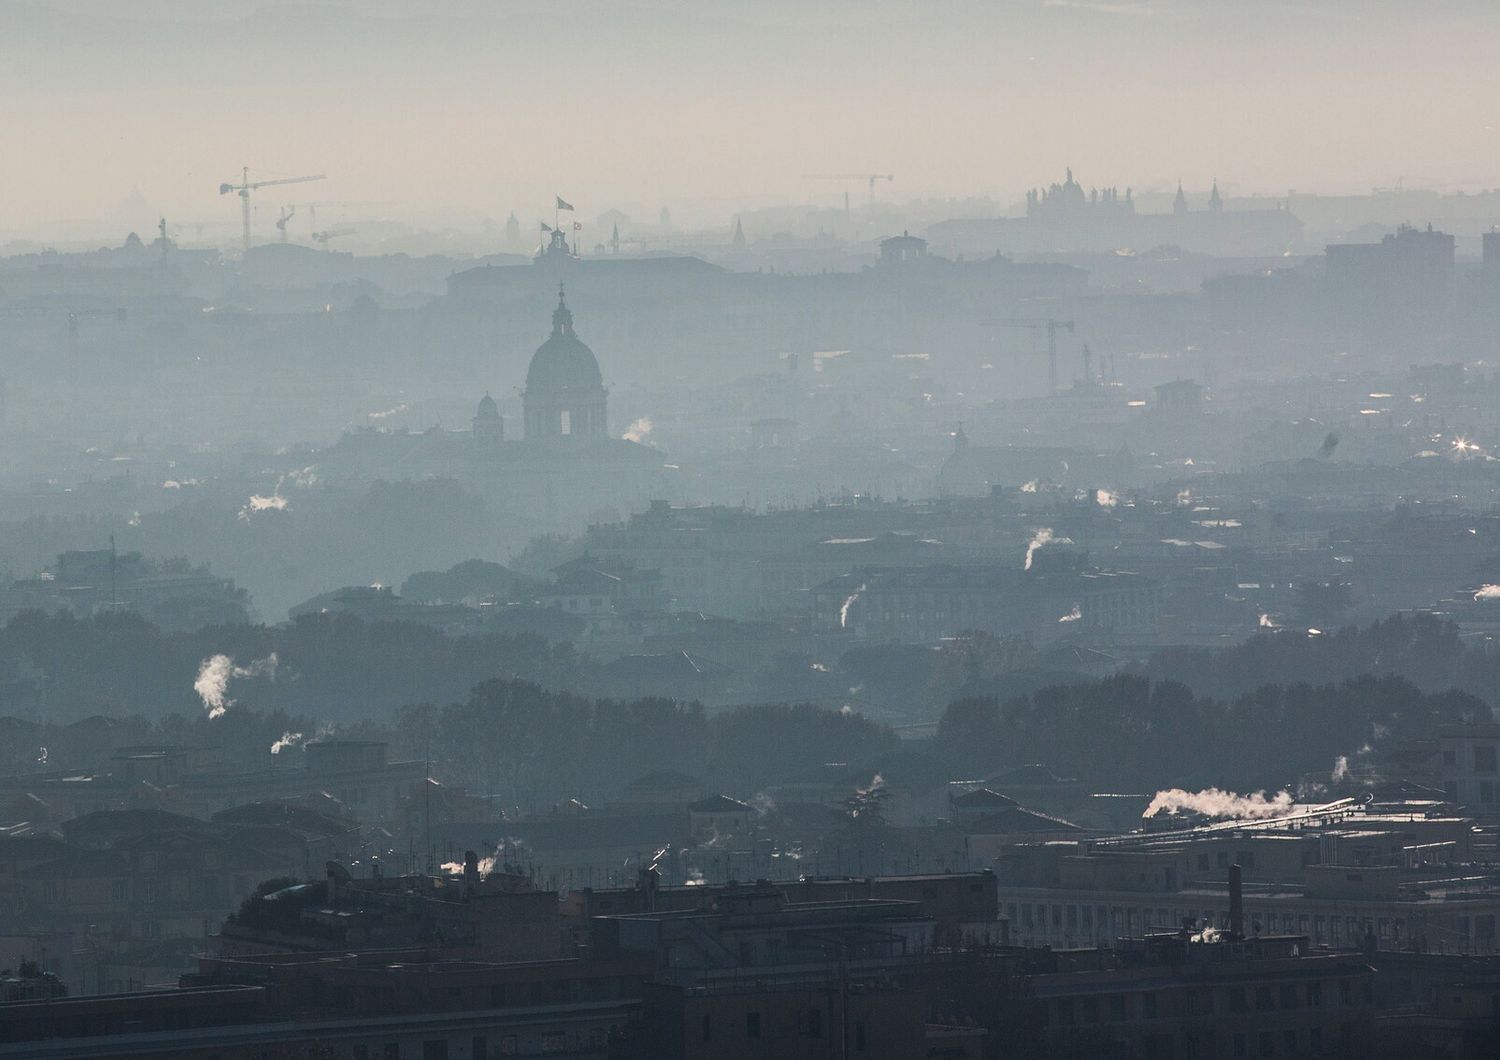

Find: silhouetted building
[524,287,608,444]
[1325,223,1456,331]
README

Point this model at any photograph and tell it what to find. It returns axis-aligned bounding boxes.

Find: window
[111,879,128,901]
[540,1033,565,1054]
[1255,985,1275,1011]
[383,1045,399,1060]
[1283,1030,1298,1054]
[1476,745,1498,773]
[1443,749,1457,766]
[1229,987,1247,1012]
[471,1037,487,1060]
[1307,982,1323,1007]
[1109,994,1126,1021]
[1279,984,1298,1009]
[422,1042,448,1060]
[797,1008,823,1038]
[1481,781,1496,804]
[1233,1032,1247,1057]
[1258,1030,1274,1056]
[855,1021,867,1051]
[702,1015,711,1041]
[1140,993,1156,1019]
[746,1011,761,1039]
[1309,1027,1322,1052]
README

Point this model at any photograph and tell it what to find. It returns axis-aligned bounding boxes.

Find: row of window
[1440,744,1497,773]
[1008,898,1447,948]
[353,1026,608,1059]
[703,1010,870,1049]
[1047,979,1361,1025]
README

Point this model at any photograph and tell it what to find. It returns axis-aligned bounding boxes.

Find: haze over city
[6,1,1500,237]
[2,3,1500,1058]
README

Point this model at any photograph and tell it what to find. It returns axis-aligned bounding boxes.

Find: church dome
[525,288,603,393]
[475,392,499,419]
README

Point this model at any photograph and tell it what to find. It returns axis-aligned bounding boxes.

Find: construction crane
[803,173,895,206]
[983,318,1075,395]
[286,200,395,236]
[218,167,326,252]
[310,226,355,250]
[275,206,295,243]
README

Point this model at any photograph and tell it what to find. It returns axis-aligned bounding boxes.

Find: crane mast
[218,167,326,252]
[983,318,1076,395]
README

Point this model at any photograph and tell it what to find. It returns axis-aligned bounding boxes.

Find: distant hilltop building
[931,168,1301,258]
[1026,167,1135,220]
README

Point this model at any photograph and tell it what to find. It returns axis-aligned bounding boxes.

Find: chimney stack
[463,850,480,895]
[1228,863,1244,940]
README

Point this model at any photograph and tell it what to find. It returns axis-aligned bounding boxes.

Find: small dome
[525,287,603,394]
[476,392,499,419]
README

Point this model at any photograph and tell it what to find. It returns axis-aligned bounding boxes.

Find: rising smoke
[270,731,304,754]
[839,583,866,628]
[1143,786,1295,820]
[1024,528,1071,571]
[194,652,279,719]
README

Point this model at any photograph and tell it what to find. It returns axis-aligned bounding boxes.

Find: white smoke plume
[1474,584,1500,601]
[1024,528,1071,571]
[1058,604,1082,623]
[1143,787,1294,820]
[37,747,47,765]
[1095,488,1119,508]
[1020,479,1039,493]
[839,584,866,628]
[237,466,317,520]
[1331,755,1350,782]
[1259,613,1278,629]
[368,403,409,420]
[271,731,304,755]
[239,494,288,520]
[622,416,653,443]
[194,652,279,719]
[1176,488,1192,506]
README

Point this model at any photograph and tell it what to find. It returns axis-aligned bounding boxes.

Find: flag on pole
[540,222,553,232]
[556,196,574,211]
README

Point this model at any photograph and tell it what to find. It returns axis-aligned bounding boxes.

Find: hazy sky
[4,1,1499,237]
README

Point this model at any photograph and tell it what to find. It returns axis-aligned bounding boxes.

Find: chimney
[1228,863,1244,940]
[638,866,660,912]
[463,850,480,895]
